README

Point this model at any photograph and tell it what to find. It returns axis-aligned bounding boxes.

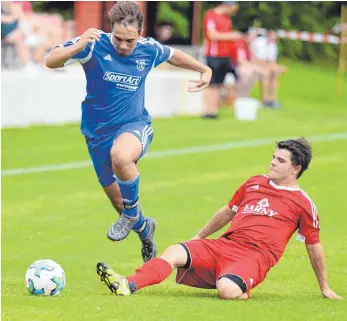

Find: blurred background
[2,2,347,321]
[1,1,347,125]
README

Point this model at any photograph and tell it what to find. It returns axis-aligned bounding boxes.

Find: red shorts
[176,237,271,292]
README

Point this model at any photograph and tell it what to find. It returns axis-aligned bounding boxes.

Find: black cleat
[141,217,157,262]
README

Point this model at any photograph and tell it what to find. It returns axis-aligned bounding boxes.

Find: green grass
[2,60,347,321]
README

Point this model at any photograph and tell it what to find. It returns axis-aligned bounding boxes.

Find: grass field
[2,60,347,321]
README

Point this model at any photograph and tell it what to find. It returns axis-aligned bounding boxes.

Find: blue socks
[116,173,149,240]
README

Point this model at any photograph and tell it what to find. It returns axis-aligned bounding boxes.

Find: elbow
[45,60,53,69]
[45,58,62,69]
[45,50,64,69]
[306,242,322,255]
[45,56,55,69]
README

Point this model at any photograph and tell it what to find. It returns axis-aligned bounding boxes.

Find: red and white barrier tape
[255,28,346,45]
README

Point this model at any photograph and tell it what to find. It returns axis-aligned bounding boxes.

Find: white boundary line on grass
[2,132,347,177]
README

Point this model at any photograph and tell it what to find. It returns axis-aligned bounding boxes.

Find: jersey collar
[269,179,301,191]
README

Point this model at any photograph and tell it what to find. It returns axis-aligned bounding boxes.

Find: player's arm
[205,17,242,41]
[45,28,100,68]
[167,49,212,92]
[192,179,248,240]
[192,205,235,240]
[208,30,243,41]
[306,243,342,299]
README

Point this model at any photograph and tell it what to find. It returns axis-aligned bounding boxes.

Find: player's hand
[77,28,101,50]
[190,235,202,240]
[188,67,212,92]
[322,288,343,299]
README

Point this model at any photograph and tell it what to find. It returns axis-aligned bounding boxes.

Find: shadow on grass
[136,287,328,302]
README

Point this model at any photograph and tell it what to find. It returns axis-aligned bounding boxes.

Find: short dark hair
[155,21,174,28]
[109,1,144,32]
[276,137,312,179]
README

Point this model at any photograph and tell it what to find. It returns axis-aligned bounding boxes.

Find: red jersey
[222,175,320,266]
[229,39,251,66]
[203,9,232,57]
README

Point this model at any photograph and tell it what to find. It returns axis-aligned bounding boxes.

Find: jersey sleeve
[152,39,174,67]
[297,201,320,244]
[206,15,217,32]
[228,181,247,212]
[52,36,94,66]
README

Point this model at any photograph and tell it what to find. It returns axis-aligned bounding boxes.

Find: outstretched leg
[96,244,188,295]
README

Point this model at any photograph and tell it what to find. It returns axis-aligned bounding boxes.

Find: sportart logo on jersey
[103,72,141,91]
[242,198,278,217]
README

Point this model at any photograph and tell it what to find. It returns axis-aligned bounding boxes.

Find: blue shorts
[86,121,154,187]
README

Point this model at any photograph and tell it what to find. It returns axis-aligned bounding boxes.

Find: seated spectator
[250,30,287,108]
[15,1,67,66]
[1,1,36,70]
[230,29,269,98]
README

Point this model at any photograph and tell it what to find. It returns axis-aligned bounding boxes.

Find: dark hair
[276,137,312,179]
[109,1,144,32]
[156,21,174,28]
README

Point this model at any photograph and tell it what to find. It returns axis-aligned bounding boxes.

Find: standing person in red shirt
[202,1,242,119]
[96,137,342,300]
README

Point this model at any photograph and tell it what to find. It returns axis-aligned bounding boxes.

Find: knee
[160,244,188,269]
[218,286,242,300]
[110,149,130,168]
[217,279,244,300]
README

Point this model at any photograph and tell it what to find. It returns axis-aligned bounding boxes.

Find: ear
[293,164,302,177]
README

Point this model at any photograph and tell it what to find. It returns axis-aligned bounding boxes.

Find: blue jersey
[57,32,174,139]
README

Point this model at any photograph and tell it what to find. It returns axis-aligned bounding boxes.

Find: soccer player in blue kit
[45,2,212,262]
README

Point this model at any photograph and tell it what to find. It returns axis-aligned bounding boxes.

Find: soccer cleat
[107,201,142,241]
[263,101,281,109]
[141,217,157,262]
[270,101,282,109]
[96,262,131,296]
[107,213,138,241]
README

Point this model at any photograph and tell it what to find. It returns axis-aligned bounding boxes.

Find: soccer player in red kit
[96,137,342,300]
[202,1,242,118]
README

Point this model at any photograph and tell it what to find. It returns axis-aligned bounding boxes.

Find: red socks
[127,257,173,291]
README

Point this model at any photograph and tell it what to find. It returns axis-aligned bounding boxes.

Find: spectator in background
[154,21,174,45]
[230,28,269,98]
[202,1,242,119]
[15,1,66,67]
[1,1,36,70]
[251,30,287,108]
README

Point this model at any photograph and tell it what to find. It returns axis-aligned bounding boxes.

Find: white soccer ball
[25,259,66,296]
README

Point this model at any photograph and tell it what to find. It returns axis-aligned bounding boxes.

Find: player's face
[112,23,141,56]
[224,4,239,16]
[269,148,300,183]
